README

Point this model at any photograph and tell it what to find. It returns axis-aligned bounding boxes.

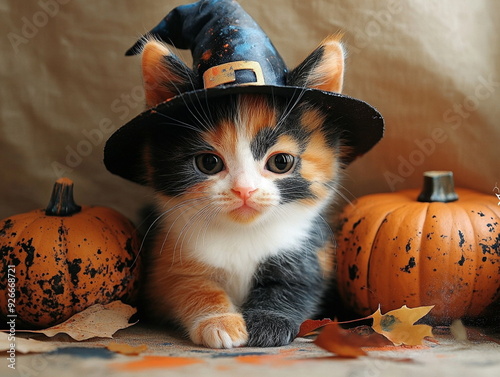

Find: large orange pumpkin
[0,178,141,328]
[336,171,500,322]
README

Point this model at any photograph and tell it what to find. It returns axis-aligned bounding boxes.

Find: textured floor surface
[2,322,500,377]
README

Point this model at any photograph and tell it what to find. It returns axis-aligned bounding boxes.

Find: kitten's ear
[141,39,196,108]
[288,35,344,93]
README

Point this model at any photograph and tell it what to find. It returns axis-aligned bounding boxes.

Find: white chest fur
[176,202,322,307]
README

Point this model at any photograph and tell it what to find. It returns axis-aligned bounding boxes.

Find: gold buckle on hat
[203,61,265,89]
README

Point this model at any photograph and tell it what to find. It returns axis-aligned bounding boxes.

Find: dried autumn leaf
[297,318,333,337]
[314,323,367,357]
[25,301,137,341]
[313,324,392,358]
[107,342,148,356]
[371,305,434,346]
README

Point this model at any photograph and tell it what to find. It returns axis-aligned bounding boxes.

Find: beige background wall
[1,0,499,223]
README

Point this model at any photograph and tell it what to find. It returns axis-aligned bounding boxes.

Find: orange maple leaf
[313,324,392,357]
[313,323,367,357]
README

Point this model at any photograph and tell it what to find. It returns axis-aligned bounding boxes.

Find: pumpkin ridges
[459,201,490,317]
[337,198,398,310]
[61,214,112,304]
[0,182,141,328]
[60,211,139,306]
[445,202,476,317]
[416,201,435,310]
[417,202,456,317]
[367,201,428,313]
[36,218,76,323]
[460,200,500,315]
[337,199,413,313]
[85,206,141,268]
[336,172,500,322]
[100,206,141,288]
[3,215,76,326]
[346,192,413,211]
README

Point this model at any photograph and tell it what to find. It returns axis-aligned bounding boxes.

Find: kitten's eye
[195,153,224,175]
[266,153,295,174]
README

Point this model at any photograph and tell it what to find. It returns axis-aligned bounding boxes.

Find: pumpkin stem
[45,178,82,216]
[417,171,459,203]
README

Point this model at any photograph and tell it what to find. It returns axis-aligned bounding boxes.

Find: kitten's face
[135,36,348,226]
[148,94,344,226]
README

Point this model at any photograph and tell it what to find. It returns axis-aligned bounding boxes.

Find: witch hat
[104,0,384,185]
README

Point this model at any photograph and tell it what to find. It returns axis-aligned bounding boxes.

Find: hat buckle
[203,61,266,89]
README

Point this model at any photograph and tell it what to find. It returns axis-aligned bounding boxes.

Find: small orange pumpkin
[0,178,141,328]
[336,171,500,322]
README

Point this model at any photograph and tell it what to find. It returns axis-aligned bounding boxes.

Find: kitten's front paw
[190,313,248,349]
[244,310,299,347]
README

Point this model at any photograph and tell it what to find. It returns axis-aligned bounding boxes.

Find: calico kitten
[140,36,346,348]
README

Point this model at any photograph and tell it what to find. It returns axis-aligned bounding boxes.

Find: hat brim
[104,85,384,184]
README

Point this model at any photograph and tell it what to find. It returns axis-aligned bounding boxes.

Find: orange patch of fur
[204,119,238,157]
[299,109,339,203]
[306,35,344,93]
[142,40,182,107]
[203,95,277,160]
[239,95,277,142]
[301,131,337,184]
[269,134,300,156]
[143,210,235,323]
[317,241,336,279]
[300,108,326,133]
[144,227,249,347]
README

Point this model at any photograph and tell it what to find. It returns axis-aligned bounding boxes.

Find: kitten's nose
[232,186,257,201]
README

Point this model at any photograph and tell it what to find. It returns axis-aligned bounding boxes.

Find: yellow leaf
[107,342,148,355]
[371,305,434,346]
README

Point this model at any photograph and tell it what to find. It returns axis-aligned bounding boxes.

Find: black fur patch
[242,219,328,347]
[287,45,325,88]
[148,113,213,196]
[160,54,199,96]
[276,175,314,203]
[250,127,278,161]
